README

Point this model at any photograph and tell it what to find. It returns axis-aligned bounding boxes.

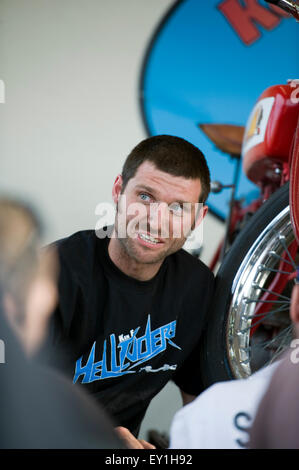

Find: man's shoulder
[55,229,95,248]
[170,248,214,283]
[54,230,104,256]
[53,230,105,270]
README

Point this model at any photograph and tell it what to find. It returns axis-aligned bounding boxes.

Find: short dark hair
[121,135,211,203]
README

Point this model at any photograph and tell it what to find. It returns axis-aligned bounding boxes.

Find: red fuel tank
[242,83,299,186]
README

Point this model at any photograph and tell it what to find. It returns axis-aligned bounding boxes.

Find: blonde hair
[0,199,41,303]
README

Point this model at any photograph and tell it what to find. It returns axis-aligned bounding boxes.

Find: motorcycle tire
[200,182,297,387]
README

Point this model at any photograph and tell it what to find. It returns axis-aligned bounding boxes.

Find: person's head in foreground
[0,198,58,356]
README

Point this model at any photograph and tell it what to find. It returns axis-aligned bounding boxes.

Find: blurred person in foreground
[249,268,299,449]
[0,199,123,449]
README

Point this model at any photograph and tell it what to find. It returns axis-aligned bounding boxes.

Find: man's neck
[108,229,163,281]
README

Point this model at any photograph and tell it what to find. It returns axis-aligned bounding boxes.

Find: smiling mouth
[138,233,163,245]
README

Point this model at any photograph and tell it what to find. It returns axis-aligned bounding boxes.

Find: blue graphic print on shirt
[73,315,181,384]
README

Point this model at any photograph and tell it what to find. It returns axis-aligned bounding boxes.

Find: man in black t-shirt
[48,135,215,448]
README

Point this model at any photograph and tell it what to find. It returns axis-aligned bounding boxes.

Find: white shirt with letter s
[169,362,279,449]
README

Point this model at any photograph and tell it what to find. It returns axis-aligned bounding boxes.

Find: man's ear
[194,204,208,229]
[112,175,123,204]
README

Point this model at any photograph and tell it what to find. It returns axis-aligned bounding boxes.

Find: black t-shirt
[47,229,214,435]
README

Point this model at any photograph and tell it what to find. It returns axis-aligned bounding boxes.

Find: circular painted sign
[140,0,298,219]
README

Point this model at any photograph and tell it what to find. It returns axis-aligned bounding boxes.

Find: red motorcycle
[199,0,299,386]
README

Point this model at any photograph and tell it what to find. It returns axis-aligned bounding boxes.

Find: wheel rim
[227,206,298,379]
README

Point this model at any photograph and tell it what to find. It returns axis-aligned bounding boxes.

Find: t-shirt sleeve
[172,340,206,395]
[172,270,215,396]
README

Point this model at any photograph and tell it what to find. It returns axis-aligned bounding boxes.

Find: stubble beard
[115,225,187,266]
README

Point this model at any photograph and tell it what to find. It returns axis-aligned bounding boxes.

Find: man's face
[112,161,208,265]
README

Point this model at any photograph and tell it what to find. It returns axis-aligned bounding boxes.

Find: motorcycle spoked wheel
[200,182,298,387]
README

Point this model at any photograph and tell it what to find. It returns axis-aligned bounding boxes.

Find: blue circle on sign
[140,0,299,219]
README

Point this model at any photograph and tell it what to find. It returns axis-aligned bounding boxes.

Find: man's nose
[148,202,170,237]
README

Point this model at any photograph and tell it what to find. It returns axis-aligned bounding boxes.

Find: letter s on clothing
[234,412,251,448]
[290,339,299,364]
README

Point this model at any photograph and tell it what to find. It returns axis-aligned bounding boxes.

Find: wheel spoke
[277,234,298,271]
[244,298,289,304]
[251,283,292,301]
[240,305,290,333]
[258,324,293,349]
[240,324,293,355]
[246,304,290,319]
[257,265,294,275]
[269,250,297,268]
[262,326,293,366]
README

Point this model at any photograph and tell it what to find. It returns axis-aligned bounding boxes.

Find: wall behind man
[0,0,224,441]
[0,0,165,242]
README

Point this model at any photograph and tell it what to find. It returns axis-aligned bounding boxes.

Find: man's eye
[169,202,184,216]
[139,193,151,202]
